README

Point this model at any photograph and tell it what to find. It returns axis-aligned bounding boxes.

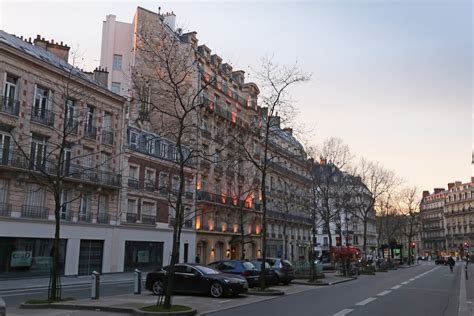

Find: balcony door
[3,74,18,109]
[0,132,11,165]
[33,85,49,119]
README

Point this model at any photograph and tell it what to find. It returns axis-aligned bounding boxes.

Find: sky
[1,0,472,192]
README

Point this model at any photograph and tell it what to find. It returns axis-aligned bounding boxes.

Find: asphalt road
[207,263,460,316]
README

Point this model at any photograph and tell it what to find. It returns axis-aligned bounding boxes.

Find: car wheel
[152,280,164,295]
[210,282,224,298]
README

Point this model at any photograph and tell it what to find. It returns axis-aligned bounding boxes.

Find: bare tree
[350,158,398,260]
[132,16,214,308]
[397,186,421,264]
[234,56,310,289]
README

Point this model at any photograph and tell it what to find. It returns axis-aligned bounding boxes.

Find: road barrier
[91,271,100,299]
[0,297,5,316]
[134,269,141,295]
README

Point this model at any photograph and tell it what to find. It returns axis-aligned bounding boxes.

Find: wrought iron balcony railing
[102,130,114,145]
[0,203,12,217]
[97,212,109,224]
[0,96,20,116]
[141,214,156,224]
[84,124,97,139]
[21,205,48,219]
[31,108,55,127]
[126,212,137,223]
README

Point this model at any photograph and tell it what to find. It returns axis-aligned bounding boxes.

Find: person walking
[447,256,455,273]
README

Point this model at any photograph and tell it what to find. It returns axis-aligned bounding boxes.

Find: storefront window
[0,237,66,278]
[124,241,163,271]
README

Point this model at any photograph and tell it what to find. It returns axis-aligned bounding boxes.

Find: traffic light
[411,242,416,249]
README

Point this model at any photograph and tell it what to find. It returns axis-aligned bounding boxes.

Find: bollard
[0,297,6,316]
[134,269,142,295]
[91,270,100,300]
[465,265,468,280]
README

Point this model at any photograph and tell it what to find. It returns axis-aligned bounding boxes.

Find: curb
[0,279,143,292]
[246,290,285,296]
[293,277,356,286]
[20,303,196,316]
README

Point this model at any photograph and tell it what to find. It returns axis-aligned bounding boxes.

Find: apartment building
[444,179,474,256]
[0,31,127,277]
[420,188,446,258]
[266,124,312,261]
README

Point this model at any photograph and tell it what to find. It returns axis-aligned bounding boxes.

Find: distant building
[420,188,446,258]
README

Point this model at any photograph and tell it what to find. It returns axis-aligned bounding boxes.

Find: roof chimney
[422,191,430,198]
[434,188,444,194]
[320,157,327,165]
[33,34,70,62]
[283,127,293,135]
[448,183,455,190]
[163,11,176,31]
[93,67,109,88]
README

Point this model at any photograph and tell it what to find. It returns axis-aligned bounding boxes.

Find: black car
[145,263,248,298]
[250,260,279,285]
[259,258,295,285]
[209,260,260,287]
[435,257,447,265]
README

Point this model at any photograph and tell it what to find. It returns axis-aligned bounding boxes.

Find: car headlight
[223,278,230,283]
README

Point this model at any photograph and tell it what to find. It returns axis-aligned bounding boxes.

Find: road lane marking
[391,285,402,289]
[377,290,391,296]
[333,309,353,316]
[409,278,415,281]
[1,291,41,297]
[401,281,409,284]
[218,299,232,304]
[356,297,377,306]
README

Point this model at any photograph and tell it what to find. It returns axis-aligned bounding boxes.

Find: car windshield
[195,265,221,275]
[242,262,256,270]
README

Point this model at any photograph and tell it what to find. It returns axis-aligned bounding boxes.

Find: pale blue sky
[1,0,472,191]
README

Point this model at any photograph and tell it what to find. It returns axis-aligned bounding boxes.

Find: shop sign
[11,251,33,267]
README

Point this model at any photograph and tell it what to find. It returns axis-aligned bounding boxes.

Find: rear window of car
[242,262,255,270]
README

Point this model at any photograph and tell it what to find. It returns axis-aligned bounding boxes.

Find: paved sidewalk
[293,271,355,286]
[13,283,317,316]
[0,272,146,291]
[460,262,474,316]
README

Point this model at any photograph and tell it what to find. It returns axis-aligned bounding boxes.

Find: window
[62,146,72,176]
[142,202,154,216]
[103,112,112,131]
[127,199,137,214]
[0,132,12,164]
[145,169,155,191]
[160,142,169,157]
[24,184,46,217]
[113,54,123,70]
[85,105,95,136]
[29,135,47,171]
[323,237,328,246]
[79,194,91,220]
[65,99,75,123]
[172,175,179,192]
[3,74,18,106]
[128,130,138,148]
[146,136,154,154]
[101,152,111,171]
[111,82,121,94]
[98,194,108,217]
[129,165,138,180]
[201,175,207,192]
[0,179,9,209]
[159,172,169,192]
[33,85,50,114]
[60,189,70,220]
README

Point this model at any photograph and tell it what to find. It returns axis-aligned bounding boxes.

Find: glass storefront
[0,237,66,278]
[124,241,163,271]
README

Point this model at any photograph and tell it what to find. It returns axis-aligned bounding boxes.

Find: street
[1,262,468,316]
[207,263,460,316]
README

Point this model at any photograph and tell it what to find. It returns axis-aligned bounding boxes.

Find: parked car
[209,260,260,287]
[435,257,447,265]
[250,260,279,285]
[145,263,248,298]
[254,258,295,285]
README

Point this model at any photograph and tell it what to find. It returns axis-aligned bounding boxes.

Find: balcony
[97,212,109,224]
[0,203,12,217]
[69,167,121,187]
[141,214,156,225]
[185,192,194,200]
[21,205,48,219]
[60,211,72,221]
[102,130,114,145]
[126,212,137,223]
[0,96,20,116]
[128,178,139,189]
[268,161,310,183]
[145,180,155,192]
[77,213,92,223]
[84,124,97,139]
[31,108,55,127]
[65,118,79,134]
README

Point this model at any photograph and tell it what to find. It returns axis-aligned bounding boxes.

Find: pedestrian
[447,256,455,273]
[195,255,200,263]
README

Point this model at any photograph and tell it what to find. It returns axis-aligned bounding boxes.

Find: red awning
[332,247,361,255]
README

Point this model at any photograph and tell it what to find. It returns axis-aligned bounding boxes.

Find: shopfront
[0,237,66,278]
[124,241,164,271]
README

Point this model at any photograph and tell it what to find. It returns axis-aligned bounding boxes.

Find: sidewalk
[460,262,474,316]
[15,283,316,316]
[292,271,355,286]
[0,272,146,291]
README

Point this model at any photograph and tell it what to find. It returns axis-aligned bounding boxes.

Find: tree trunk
[240,208,245,260]
[363,215,368,261]
[326,220,333,262]
[49,196,61,301]
[283,223,288,259]
[260,167,267,290]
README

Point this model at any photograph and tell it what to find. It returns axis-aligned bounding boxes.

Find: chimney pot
[36,34,41,40]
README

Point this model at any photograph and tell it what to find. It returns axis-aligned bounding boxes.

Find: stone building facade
[420,188,446,258]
